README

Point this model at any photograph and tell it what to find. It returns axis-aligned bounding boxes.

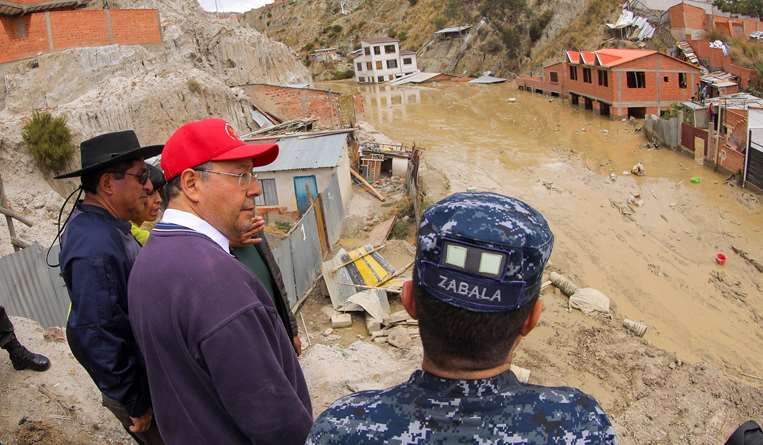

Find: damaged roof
[362,36,399,44]
[701,71,738,88]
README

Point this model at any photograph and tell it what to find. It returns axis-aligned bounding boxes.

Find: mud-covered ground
[310,80,763,443]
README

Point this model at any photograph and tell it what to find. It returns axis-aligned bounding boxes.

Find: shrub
[274,221,292,232]
[187,79,202,94]
[500,26,522,54]
[529,10,553,42]
[397,31,408,42]
[433,15,447,30]
[332,69,355,80]
[481,37,502,54]
[390,220,410,239]
[22,111,75,174]
[387,28,397,38]
[408,0,417,5]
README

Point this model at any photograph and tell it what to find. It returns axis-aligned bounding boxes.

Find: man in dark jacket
[231,214,301,354]
[0,305,50,371]
[56,131,164,444]
[128,118,312,445]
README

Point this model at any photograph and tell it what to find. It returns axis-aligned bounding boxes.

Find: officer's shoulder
[515,383,608,416]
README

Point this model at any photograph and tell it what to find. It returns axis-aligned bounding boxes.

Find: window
[569,66,578,81]
[384,44,396,54]
[254,179,278,206]
[364,47,370,56]
[679,72,687,89]
[386,59,398,69]
[375,61,383,70]
[597,70,608,87]
[549,72,558,83]
[626,71,646,88]
[583,68,592,83]
[373,46,381,55]
[377,75,384,82]
[403,57,413,65]
[366,62,372,71]
[664,76,669,82]
[356,62,363,71]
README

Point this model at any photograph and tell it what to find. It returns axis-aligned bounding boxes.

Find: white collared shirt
[160,209,230,253]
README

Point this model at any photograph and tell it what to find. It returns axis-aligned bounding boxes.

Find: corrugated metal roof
[254,133,347,172]
[435,25,471,34]
[389,72,439,85]
[701,71,738,88]
[468,74,506,84]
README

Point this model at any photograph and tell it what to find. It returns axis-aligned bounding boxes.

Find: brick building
[241,84,347,129]
[518,48,700,119]
[353,37,418,84]
[0,0,161,64]
[668,1,763,40]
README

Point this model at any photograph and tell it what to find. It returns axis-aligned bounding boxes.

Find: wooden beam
[331,244,385,273]
[0,206,33,227]
[350,168,385,202]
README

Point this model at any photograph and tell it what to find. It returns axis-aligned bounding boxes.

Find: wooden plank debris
[351,168,385,201]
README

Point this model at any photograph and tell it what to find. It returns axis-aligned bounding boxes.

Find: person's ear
[519,298,543,337]
[180,169,203,203]
[99,173,115,196]
[401,280,417,320]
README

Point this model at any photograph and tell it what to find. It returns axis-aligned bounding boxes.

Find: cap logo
[438,275,502,302]
[224,122,238,140]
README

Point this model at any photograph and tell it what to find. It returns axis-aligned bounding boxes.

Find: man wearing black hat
[56,131,164,444]
[307,192,617,444]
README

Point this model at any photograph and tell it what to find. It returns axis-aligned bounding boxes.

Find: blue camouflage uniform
[307,192,618,445]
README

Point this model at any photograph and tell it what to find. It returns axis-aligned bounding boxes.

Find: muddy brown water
[322,80,763,375]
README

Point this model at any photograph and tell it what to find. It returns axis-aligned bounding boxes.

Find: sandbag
[569,287,610,314]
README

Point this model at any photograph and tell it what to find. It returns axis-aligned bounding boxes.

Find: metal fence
[0,243,69,328]
[321,174,344,246]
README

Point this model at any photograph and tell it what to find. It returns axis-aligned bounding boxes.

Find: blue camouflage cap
[415,192,554,313]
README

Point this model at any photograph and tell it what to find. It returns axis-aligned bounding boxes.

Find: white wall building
[353,37,418,84]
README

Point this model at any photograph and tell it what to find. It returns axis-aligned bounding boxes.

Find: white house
[353,37,418,84]
[253,133,353,215]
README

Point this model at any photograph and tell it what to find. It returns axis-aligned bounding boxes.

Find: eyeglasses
[193,168,257,188]
[109,169,149,184]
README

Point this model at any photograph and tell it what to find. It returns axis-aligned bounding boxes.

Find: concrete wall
[0,9,161,64]
[241,84,342,129]
[645,115,681,148]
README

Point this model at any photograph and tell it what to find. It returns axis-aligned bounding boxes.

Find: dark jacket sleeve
[65,255,150,417]
[199,306,312,444]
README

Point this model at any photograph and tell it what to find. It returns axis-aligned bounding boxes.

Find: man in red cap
[127,119,312,445]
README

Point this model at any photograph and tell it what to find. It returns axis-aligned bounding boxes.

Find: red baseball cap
[161,118,279,181]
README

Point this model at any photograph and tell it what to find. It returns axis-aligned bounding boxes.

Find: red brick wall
[0,14,49,63]
[0,9,161,64]
[615,54,698,103]
[719,144,745,172]
[725,108,748,150]
[242,84,342,129]
[688,39,753,89]
[565,65,615,102]
[110,9,161,45]
[50,10,109,49]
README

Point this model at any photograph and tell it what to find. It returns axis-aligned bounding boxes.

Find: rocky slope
[0,0,310,255]
[242,0,622,77]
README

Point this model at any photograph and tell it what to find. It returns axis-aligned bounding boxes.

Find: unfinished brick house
[0,0,161,64]
[518,48,700,119]
[668,1,763,40]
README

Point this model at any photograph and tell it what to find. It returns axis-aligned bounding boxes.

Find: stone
[382,310,409,327]
[43,327,65,343]
[386,326,412,349]
[331,313,352,329]
[322,328,334,337]
[365,315,382,334]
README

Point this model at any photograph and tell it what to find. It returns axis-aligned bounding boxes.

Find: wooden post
[306,185,329,257]
[0,173,32,252]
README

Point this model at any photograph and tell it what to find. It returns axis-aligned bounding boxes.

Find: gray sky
[197,0,272,13]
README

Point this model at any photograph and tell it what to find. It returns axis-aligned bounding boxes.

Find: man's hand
[129,408,153,433]
[292,336,302,356]
[231,215,266,247]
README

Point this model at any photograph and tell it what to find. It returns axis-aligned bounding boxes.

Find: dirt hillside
[0,0,310,256]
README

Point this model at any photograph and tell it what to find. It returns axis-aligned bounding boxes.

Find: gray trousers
[0,306,14,348]
[101,395,165,445]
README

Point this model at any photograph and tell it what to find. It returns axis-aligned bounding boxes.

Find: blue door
[294,175,318,215]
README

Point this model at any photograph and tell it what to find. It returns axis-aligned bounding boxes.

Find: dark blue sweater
[128,223,312,444]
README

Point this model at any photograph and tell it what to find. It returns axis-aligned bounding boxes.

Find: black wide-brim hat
[54,130,163,179]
